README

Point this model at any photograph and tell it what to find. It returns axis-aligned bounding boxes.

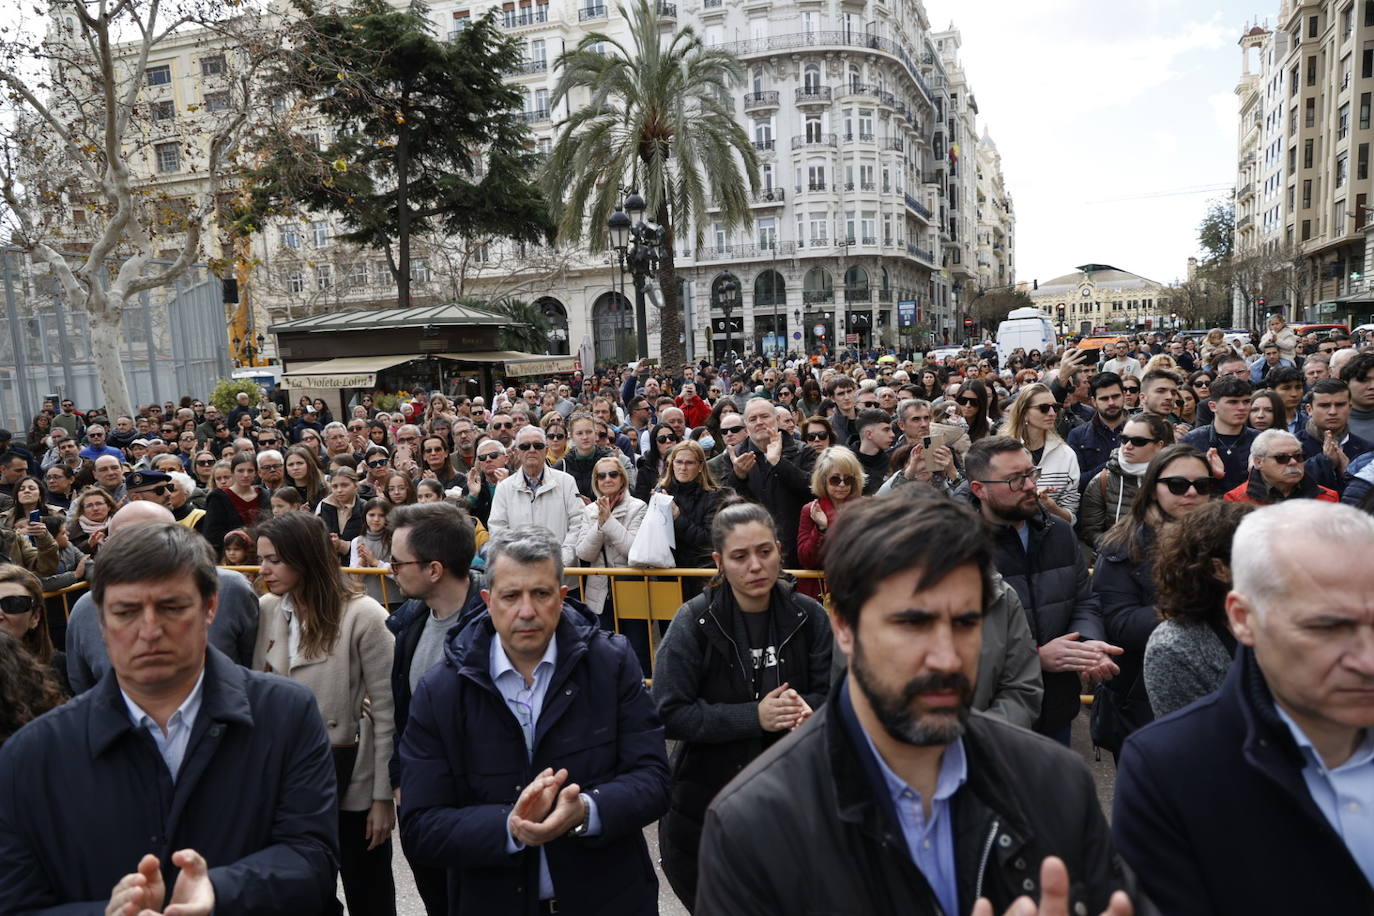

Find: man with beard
[695,494,1134,916]
[1067,372,1129,488]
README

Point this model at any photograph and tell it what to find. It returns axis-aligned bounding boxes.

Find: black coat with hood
[665,478,725,568]
[651,582,832,903]
[722,435,816,566]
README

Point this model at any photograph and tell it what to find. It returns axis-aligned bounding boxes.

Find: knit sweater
[1142,619,1235,718]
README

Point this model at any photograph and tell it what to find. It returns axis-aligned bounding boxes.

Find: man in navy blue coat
[1114,501,1374,915]
[400,525,670,916]
[0,522,339,915]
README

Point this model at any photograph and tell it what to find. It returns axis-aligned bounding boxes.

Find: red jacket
[676,395,712,429]
[1223,469,1338,505]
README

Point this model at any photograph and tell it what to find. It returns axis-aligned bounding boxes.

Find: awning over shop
[283,354,423,388]
[436,351,578,376]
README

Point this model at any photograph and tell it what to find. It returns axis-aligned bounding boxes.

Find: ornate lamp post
[231,331,266,368]
[607,189,665,361]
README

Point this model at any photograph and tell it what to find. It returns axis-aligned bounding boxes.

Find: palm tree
[459,296,552,354]
[545,0,759,367]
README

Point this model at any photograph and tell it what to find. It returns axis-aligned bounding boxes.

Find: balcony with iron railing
[695,241,798,261]
[504,58,548,76]
[743,90,780,110]
[883,137,905,152]
[803,288,836,304]
[1238,181,1255,198]
[752,187,786,205]
[578,4,607,20]
[502,7,549,27]
[907,242,936,264]
[520,108,551,124]
[656,1,677,18]
[702,0,723,8]
[792,133,837,149]
[798,181,829,192]
[1238,214,1254,229]
[844,131,876,143]
[752,138,774,152]
[707,31,930,100]
[904,193,932,220]
[795,86,833,105]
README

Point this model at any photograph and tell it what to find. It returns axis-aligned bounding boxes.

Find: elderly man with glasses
[1224,428,1339,505]
[487,426,584,583]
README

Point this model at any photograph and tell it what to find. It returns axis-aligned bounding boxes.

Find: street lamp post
[231,332,266,368]
[1055,303,1066,341]
[607,189,665,361]
[714,273,741,361]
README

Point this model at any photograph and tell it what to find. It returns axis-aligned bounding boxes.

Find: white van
[995,307,1058,365]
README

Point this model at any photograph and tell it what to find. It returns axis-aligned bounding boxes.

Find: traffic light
[1257,297,1266,308]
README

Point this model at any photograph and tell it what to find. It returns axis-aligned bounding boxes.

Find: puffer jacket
[972,497,1105,733]
[665,478,724,568]
[1090,526,1159,752]
[574,494,647,612]
[652,582,832,907]
[1077,452,1142,549]
[695,680,1134,916]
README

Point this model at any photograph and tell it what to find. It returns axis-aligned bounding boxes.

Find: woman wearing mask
[575,455,646,625]
[1078,415,1174,550]
[795,446,865,598]
[1091,444,1222,758]
[254,512,396,916]
[284,444,327,510]
[652,501,832,909]
[1000,383,1081,524]
[1143,500,1257,717]
[632,421,679,502]
[317,467,367,560]
[202,452,270,552]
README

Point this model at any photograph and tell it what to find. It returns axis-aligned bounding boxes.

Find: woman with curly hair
[1142,500,1257,717]
[0,629,66,746]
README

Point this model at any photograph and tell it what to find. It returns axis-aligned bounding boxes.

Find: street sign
[845,333,860,344]
[813,324,827,337]
[792,330,803,340]
[898,300,917,329]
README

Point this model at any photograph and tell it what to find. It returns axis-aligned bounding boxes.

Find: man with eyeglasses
[486,412,516,448]
[465,441,510,526]
[451,417,478,475]
[52,398,85,438]
[195,405,222,442]
[78,424,124,462]
[1223,429,1338,504]
[124,469,175,509]
[965,437,1121,745]
[488,427,583,580]
[399,526,669,916]
[706,412,750,484]
[256,449,286,492]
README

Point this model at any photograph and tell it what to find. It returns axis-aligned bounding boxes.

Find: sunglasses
[491,422,513,430]
[827,474,856,487]
[0,595,35,614]
[477,453,503,461]
[136,484,174,497]
[1193,381,1211,388]
[956,396,981,406]
[1158,476,1221,496]
[516,442,547,451]
[804,431,830,441]
[196,459,216,466]
[366,459,390,468]
[596,470,622,480]
[1122,386,1141,394]
[656,435,679,444]
[721,425,745,435]
[547,433,567,441]
[1120,435,1158,448]
[1030,403,1058,415]
[1265,452,1305,465]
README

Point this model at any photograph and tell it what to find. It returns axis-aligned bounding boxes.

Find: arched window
[803,64,821,92]
[754,269,786,307]
[803,267,833,304]
[591,291,634,364]
[845,266,870,301]
[534,296,569,355]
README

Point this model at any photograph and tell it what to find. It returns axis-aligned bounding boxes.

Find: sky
[923,0,1267,288]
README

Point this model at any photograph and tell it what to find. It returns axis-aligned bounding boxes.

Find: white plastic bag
[628,492,677,568]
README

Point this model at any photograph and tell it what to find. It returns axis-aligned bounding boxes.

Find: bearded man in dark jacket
[695,494,1137,916]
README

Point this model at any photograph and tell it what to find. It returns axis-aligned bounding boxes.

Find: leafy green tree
[544,0,759,366]
[241,0,550,307]
[481,297,551,354]
[1198,198,1236,265]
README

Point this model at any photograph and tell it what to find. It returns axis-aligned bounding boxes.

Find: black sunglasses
[477,452,503,461]
[547,433,567,441]
[136,483,174,497]
[490,422,513,430]
[0,595,35,614]
[827,474,856,487]
[956,396,981,406]
[721,425,745,435]
[1120,435,1158,448]
[595,470,622,479]
[804,431,830,441]
[1158,476,1221,496]
[1030,403,1058,414]
[1122,386,1141,394]
[656,434,679,444]
[516,442,546,451]
[366,459,389,468]
[1265,452,1305,465]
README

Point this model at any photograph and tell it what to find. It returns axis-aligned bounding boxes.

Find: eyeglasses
[857,401,879,409]
[804,431,830,442]
[1030,403,1058,415]
[827,474,856,487]
[596,470,622,480]
[389,557,428,571]
[491,422,514,430]
[956,396,981,406]
[1192,381,1210,389]
[0,595,35,615]
[1264,452,1305,465]
[516,442,547,451]
[721,425,745,435]
[1120,435,1158,448]
[477,452,503,461]
[656,434,679,444]
[195,459,216,466]
[547,433,567,441]
[1158,476,1222,496]
[366,458,390,468]
[1320,346,1337,354]
[1122,386,1141,394]
[976,467,1042,490]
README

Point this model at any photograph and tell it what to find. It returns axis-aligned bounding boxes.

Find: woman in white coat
[1000,383,1082,524]
[575,455,647,627]
[253,511,396,916]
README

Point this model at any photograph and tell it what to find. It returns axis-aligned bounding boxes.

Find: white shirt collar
[491,629,559,684]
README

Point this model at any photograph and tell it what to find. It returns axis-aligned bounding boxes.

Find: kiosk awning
[436,352,578,375]
[282,354,423,388]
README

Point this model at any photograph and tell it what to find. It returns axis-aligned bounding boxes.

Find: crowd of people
[1,316,1373,915]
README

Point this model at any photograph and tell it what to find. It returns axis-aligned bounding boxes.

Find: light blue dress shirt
[120,669,206,784]
[494,632,602,900]
[861,727,968,916]
[1274,704,1374,889]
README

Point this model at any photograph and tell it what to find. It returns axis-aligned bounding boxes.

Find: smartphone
[27,509,41,524]
[922,432,944,472]
[1076,347,1101,364]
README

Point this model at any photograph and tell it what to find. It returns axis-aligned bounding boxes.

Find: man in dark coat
[0,522,339,914]
[695,494,1136,916]
[399,526,670,916]
[722,397,815,566]
[1115,501,1374,915]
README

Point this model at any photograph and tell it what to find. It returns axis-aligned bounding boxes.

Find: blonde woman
[796,445,865,597]
[656,439,724,572]
[1142,354,1178,375]
[254,511,396,916]
[574,455,647,619]
[1000,383,1081,523]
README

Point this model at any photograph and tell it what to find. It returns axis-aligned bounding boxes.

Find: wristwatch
[571,795,591,837]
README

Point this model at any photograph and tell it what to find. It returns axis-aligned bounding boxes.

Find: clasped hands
[106,850,213,916]
[508,767,587,848]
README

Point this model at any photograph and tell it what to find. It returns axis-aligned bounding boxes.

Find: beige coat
[253,592,394,811]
